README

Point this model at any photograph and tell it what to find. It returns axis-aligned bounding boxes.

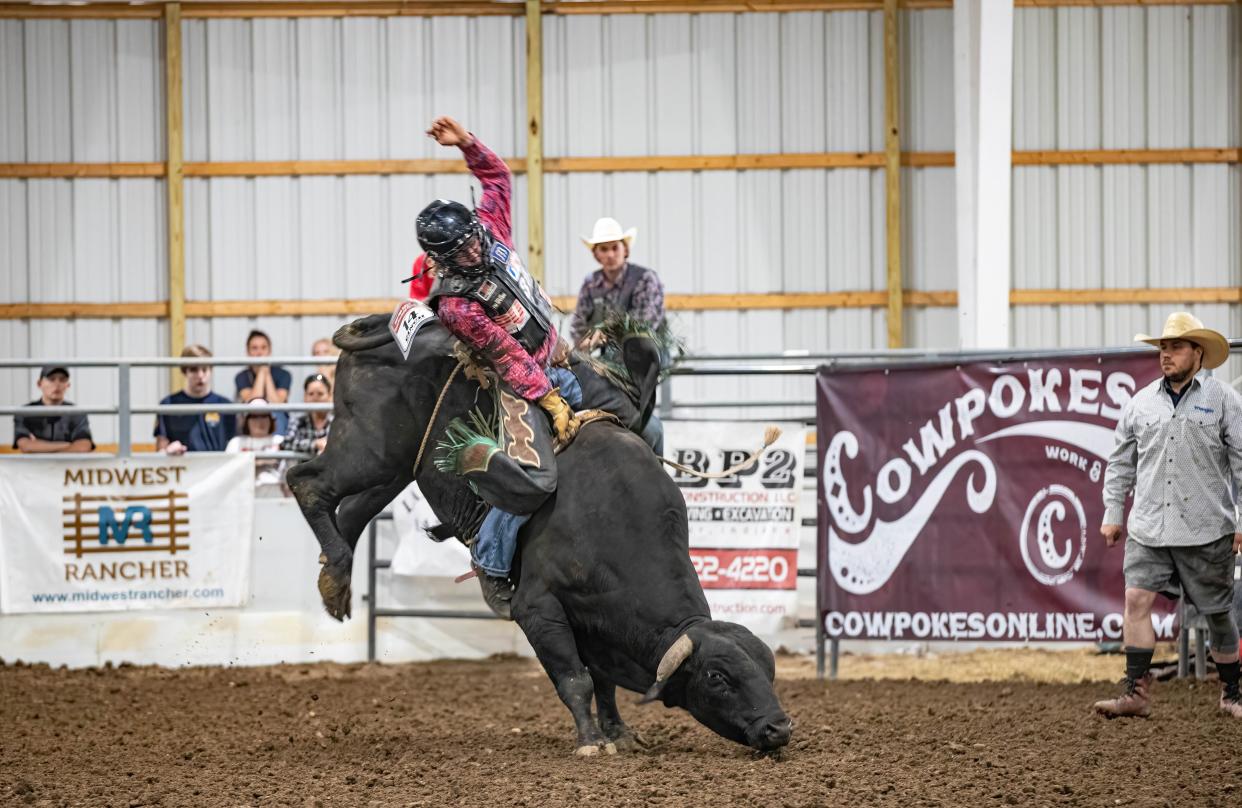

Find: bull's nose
[760,717,792,749]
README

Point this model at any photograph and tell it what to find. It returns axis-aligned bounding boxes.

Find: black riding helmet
[415,199,490,274]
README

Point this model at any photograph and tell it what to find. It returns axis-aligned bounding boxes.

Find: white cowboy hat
[581,217,637,251]
[1134,311,1230,370]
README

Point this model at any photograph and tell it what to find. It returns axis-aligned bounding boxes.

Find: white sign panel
[0,455,254,614]
[663,422,806,635]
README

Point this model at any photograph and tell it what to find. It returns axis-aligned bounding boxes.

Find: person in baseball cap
[13,365,94,453]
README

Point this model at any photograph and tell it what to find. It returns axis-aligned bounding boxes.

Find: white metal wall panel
[0,179,165,304]
[185,173,528,301]
[1014,6,1234,151]
[0,19,161,162]
[1011,5,1240,357]
[183,17,526,162]
[542,11,881,158]
[900,9,953,152]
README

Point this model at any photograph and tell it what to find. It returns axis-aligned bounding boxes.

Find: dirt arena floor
[3,649,1241,808]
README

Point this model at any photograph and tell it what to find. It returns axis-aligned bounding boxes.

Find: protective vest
[428,241,555,354]
[583,263,653,331]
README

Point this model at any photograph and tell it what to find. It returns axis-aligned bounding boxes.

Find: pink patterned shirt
[435,138,558,401]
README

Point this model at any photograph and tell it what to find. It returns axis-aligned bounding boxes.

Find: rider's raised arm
[437,297,552,401]
[460,138,513,248]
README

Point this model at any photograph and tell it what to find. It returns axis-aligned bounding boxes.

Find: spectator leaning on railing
[236,329,291,434]
[13,365,94,454]
[155,345,236,455]
[284,373,333,458]
[226,397,285,496]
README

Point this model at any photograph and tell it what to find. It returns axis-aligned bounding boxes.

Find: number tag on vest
[389,300,436,360]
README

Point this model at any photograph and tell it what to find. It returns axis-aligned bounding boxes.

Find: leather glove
[538,388,579,444]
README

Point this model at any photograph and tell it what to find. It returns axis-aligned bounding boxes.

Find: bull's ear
[639,634,695,704]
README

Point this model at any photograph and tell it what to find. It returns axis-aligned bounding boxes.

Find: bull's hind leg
[513,595,615,757]
[592,676,644,751]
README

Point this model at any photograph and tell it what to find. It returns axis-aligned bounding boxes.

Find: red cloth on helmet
[408,253,434,301]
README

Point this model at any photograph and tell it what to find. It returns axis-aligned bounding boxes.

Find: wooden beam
[0,163,165,179]
[884,0,902,349]
[1,0,1230,20]
[7,288,1242,320]
[182,2,526,18]
[0,443,159,455]
[0,4,162,19]
[526,0,546,284]
[1013,148,1241,165]
[1010,287,1242,305]
[0,302,170,320]
[6,148,1236,181]
[165,3,187,391]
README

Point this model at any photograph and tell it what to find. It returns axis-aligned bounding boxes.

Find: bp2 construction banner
[818,352,1173,643]
[0,455,254,614]
[664,421,806,635]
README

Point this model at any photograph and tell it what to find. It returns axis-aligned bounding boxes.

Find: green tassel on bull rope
[434,407,502,478]
[582,311,687,392]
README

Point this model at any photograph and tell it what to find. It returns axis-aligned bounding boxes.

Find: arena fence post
[117,362,131,457]
[367,518,378,663]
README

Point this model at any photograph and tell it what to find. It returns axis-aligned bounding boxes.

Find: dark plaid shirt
[569,263,665,343]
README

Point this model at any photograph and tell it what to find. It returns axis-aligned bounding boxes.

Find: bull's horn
[640,634,695,704]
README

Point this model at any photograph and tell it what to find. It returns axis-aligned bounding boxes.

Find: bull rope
[656,425,783,480]
[414,360,464,475]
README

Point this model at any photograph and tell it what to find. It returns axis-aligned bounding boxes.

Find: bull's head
[640,621,792,752]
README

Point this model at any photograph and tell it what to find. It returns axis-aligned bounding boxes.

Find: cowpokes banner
[0,455,254,614]
[818,352,1174,642]
[664,421,806,636]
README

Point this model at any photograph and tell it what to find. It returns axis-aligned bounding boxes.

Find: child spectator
[235,329,291,434]
[13,365,94,453]
[226,398,285,496]
[284,373,334,458]
[310,338,339,387]
[155,345,236,455]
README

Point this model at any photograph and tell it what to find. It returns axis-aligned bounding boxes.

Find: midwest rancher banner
[664,421,806,636]
[0,455,254,614]
[818,352,1177,643]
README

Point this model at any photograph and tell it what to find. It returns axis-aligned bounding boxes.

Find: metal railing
[1,355,333,457]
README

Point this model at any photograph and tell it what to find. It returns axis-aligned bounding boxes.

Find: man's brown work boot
[1093,674,1152,718]
[1219,682,1242,719]
[474,563,514,621]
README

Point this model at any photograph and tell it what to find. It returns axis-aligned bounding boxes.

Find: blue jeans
[472,508,531,577]
[546,367,583,408]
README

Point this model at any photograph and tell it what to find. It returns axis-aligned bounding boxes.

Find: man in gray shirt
[1095,312,1242,719]
[13,365,94,453]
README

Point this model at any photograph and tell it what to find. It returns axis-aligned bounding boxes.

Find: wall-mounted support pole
[164,2,186,388]
[525,0,545,283]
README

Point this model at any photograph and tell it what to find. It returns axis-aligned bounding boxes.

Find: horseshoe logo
[1020,485,1086,586]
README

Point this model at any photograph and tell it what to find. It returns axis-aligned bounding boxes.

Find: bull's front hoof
[602,742,617,756]
[574,745,600,757]
[317,555,354,622]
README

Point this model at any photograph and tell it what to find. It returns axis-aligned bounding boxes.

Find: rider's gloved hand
[538,388,579,444]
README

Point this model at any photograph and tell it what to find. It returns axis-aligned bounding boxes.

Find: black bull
[286,315,792,754]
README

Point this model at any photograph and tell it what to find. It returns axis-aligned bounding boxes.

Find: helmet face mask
[416,199,490,274]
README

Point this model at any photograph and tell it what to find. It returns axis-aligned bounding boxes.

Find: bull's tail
[333,314,393,352]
